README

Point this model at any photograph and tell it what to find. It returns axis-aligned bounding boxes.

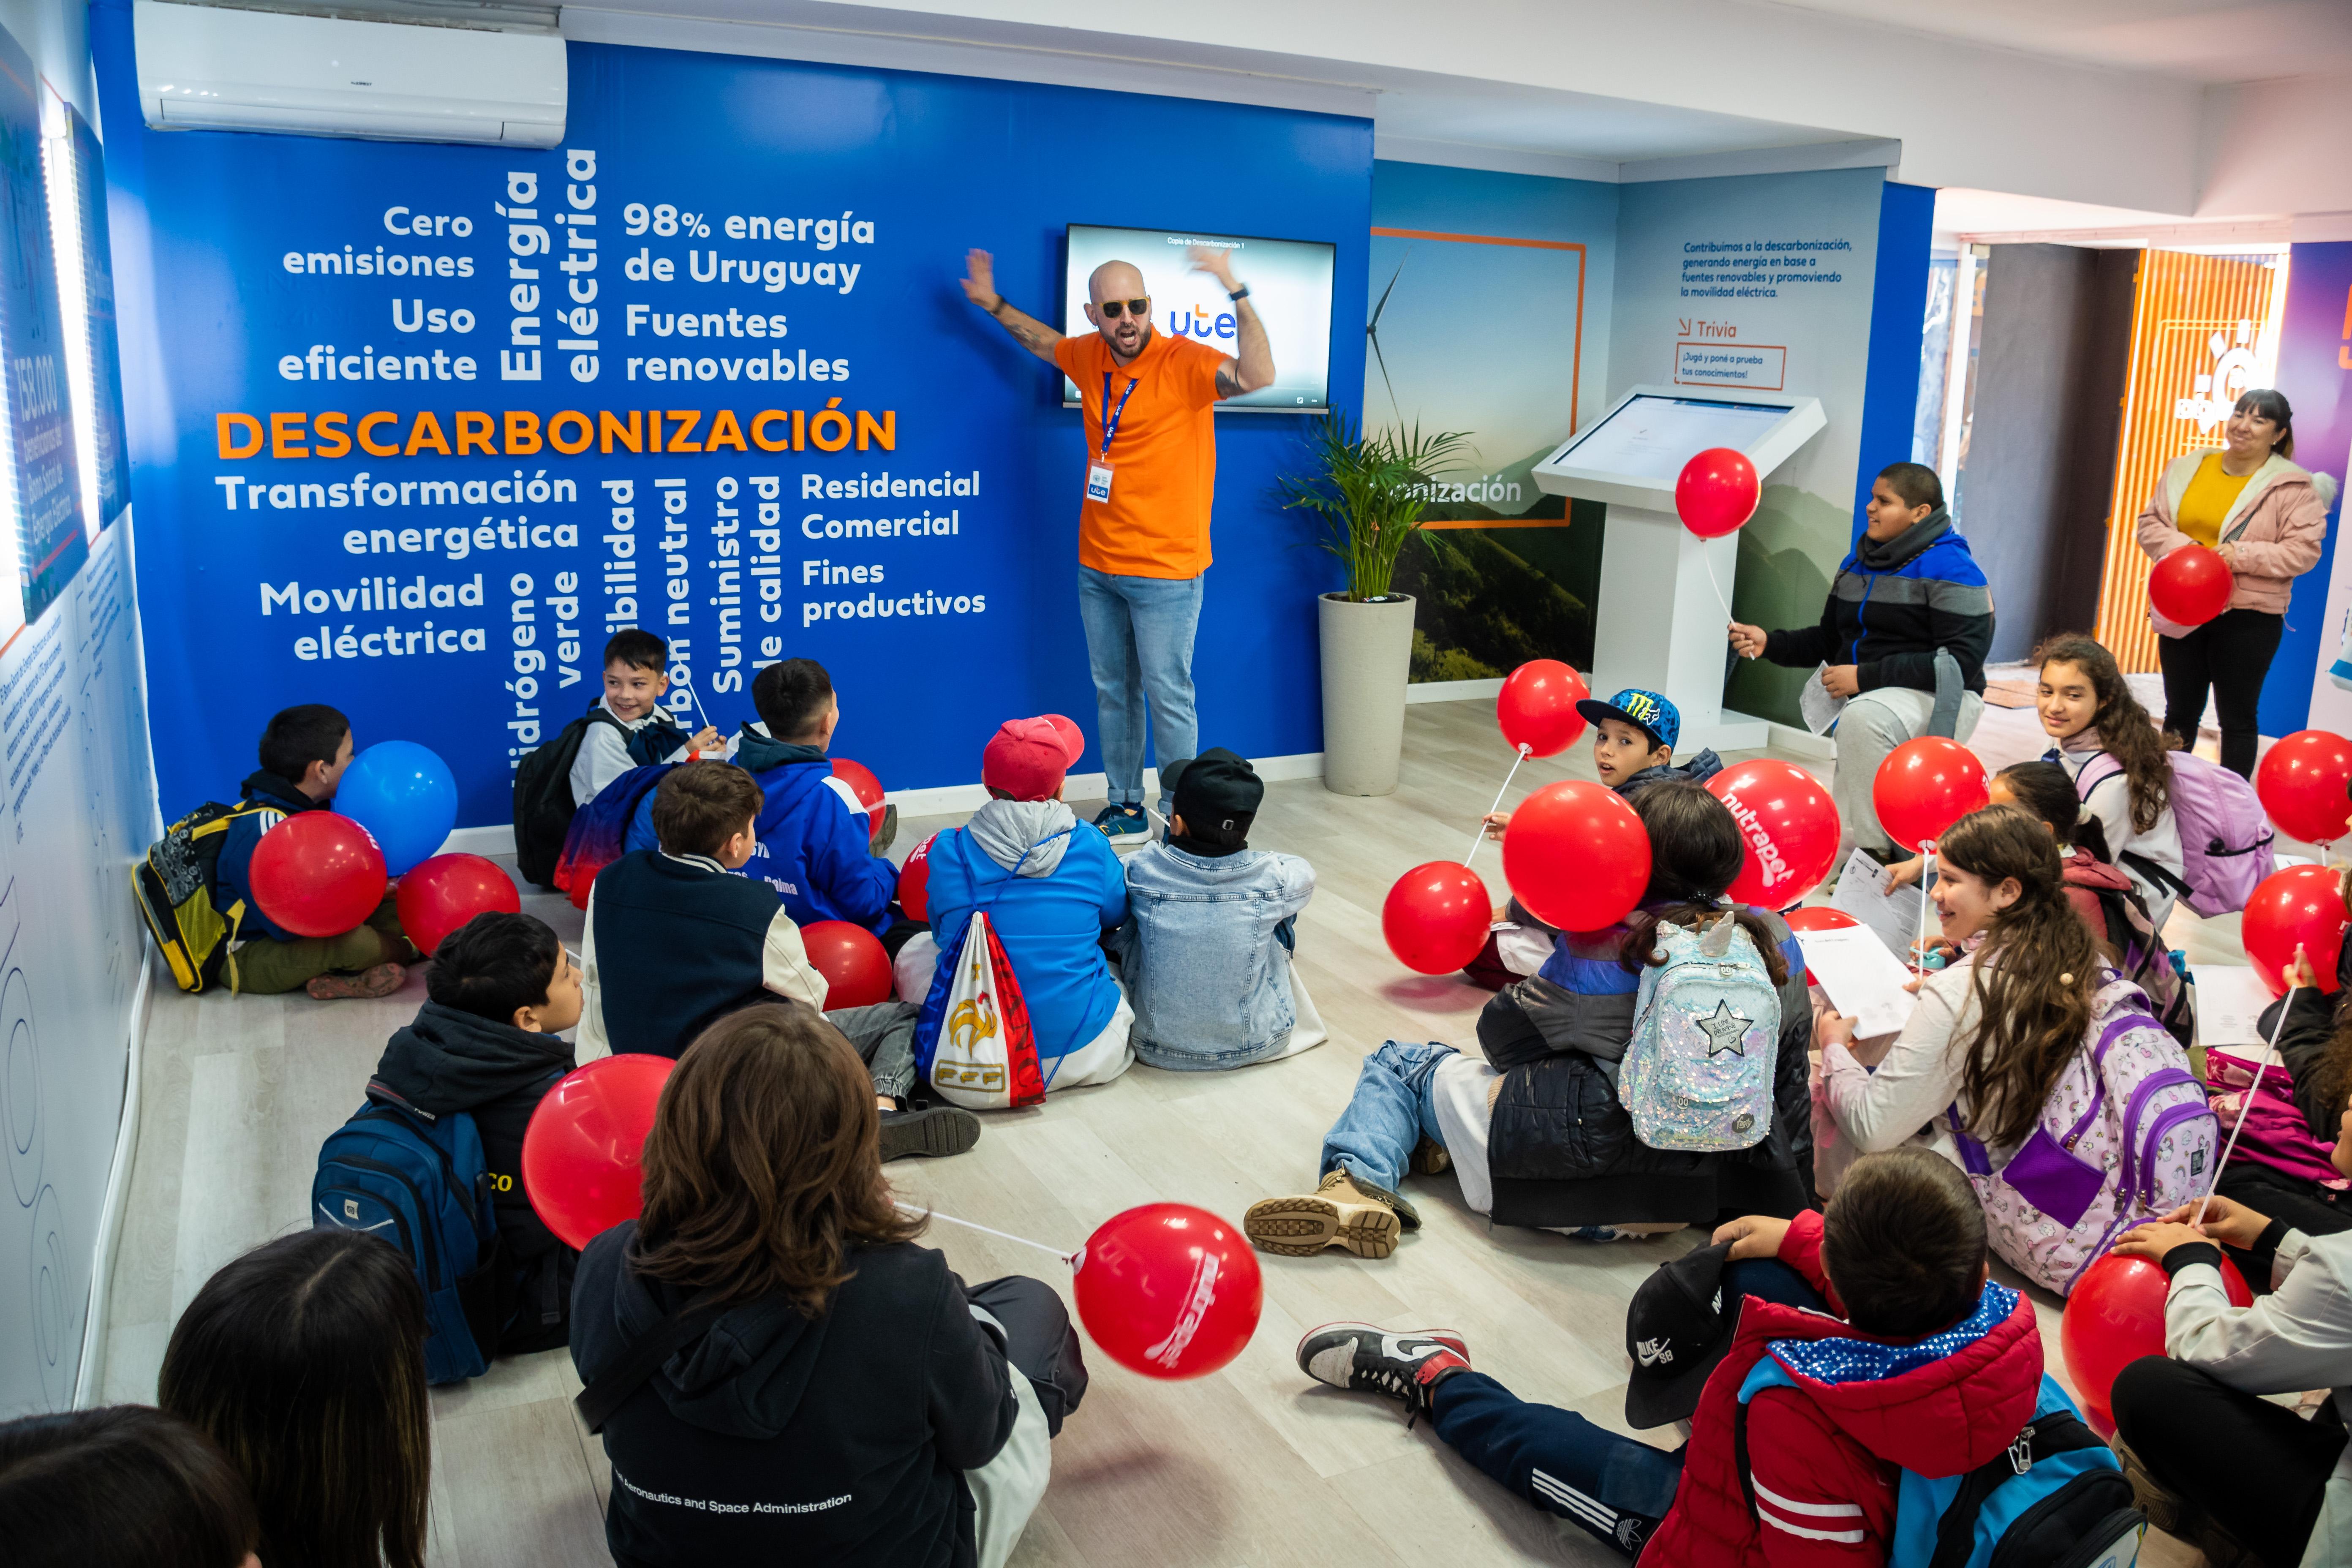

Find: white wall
[581,0,2213,214]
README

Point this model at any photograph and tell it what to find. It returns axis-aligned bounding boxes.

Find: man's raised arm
[961,248,1063,367]
[1190,245,1274,396]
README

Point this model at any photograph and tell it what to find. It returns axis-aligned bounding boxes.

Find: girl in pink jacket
[2135,387,2336,778]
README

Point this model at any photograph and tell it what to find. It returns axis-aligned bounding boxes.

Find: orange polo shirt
[1054,329,1227,580]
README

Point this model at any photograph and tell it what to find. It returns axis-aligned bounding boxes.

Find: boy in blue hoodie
[732,658,899,934]
[213,704,419,999]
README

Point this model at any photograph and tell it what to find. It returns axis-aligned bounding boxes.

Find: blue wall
[1853,180,1936,538]
[93,22,1369,824]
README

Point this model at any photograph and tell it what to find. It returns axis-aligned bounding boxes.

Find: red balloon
[1675,446,1761,539]
[1495,659,1591,758]
[1383,862,1492,975]
[2242,864,2349,997]
[395,852,523,955]
[1073,1203,1263,1379]
[1782,905,1861,985]
[832,757,886,834]
[1872,737,1990,852]
[1501,781,1651,932]
[800,919,893,1008]
[522,1054,676,1251]
[247,811,389,938]
[2256,730,2352,846]
[1707,759,1840,908]
[897,833,938,923]
[2063,1250,2252,1430]
[2148,545,2235,628]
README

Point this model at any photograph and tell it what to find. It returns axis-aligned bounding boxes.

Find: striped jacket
[1761,510,1993,696]
[1640,1211,2046,1567]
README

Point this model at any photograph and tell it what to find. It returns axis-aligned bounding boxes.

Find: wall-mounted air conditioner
[133,0,565,148]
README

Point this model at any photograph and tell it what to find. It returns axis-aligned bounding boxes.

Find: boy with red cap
[914,715,1135,1093]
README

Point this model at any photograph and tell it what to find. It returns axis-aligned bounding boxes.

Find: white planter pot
[1318,591,1416,796]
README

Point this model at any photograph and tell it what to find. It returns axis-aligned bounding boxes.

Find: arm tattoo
[1215,365,1241,399]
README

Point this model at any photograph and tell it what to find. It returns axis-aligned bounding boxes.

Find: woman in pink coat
[2135,388,2336,777]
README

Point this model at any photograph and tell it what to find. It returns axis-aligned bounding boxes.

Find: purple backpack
[2205,1047,2349,1192]
[1949,974,2217,1295]
[2078,751,2274,918]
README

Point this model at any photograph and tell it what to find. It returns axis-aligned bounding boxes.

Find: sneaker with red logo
[1296,1323,1471,1420]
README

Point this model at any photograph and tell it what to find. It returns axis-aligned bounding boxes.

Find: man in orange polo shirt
[960,245,1274,839]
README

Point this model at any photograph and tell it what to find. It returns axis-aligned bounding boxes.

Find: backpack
[2205,1045,2351,1192]
[512,708,626,889]
[2068,858,2194,1049]
[312,1081,503,1384]
[1621,915,1781,1152]
[1888,1380,2142,1568]
[132,800,276,993]
[553,762,675,910]
[1950,973,2218,1295]
[2078,751,2273,919]
[913,909,1048,1111]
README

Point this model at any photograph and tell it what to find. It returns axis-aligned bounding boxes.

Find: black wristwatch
[1226,284,1250,302]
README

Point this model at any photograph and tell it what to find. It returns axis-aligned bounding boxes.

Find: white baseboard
[77,937,155,1407]
[443,751,1331,842]
[1407,678,1504,704]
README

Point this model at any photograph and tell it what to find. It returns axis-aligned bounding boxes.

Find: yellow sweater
[2175,453,2255,548]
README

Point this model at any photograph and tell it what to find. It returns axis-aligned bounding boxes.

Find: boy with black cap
[1113,748,1323,1070]
[1291,1149,2093,1563]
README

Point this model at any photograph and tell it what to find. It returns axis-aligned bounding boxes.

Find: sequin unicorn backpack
[1949,972,2216,1296]
[1621,915,1781,1152]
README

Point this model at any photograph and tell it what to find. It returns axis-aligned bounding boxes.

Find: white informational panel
[0,520,157,1416]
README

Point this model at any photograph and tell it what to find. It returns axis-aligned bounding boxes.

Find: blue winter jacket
[214,771,329,943]
[738,725,896,933]
[1760,509,1994,694]
[926,800,1128,1062]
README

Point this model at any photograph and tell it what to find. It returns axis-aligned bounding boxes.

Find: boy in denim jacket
[1114,749,1324,1070]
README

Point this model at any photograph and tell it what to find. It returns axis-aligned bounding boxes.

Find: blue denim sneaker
[1092,803,1151,841]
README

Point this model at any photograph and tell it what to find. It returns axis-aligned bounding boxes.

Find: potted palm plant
[1277,412,1468,795]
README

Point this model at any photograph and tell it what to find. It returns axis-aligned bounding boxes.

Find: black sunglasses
[1097,298,1150,318]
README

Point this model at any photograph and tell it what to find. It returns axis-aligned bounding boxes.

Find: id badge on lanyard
[1089,370,1138,504]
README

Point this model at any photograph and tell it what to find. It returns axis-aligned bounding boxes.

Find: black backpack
[512,709,623,888]
[1916,1409,2142,1568]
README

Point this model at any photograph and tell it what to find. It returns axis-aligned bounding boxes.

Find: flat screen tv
[1061,223,1334,412]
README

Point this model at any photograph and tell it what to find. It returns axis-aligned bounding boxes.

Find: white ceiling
[1746,0,2352,84]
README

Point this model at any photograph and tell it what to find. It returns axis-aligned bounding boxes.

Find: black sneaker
[1296,1322,1471,1421]
[879,1102,981,1161]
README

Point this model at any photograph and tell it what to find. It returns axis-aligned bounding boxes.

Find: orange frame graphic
[1367,227,1586,532]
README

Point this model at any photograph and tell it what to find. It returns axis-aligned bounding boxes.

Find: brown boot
[1245,1171,1402,1259]
[306,962,408,1000]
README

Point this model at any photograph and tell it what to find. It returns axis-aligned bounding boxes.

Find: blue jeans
[1076,566,1203,811]
[1431,1258,1827,1557]
[1320,1041,1455,1196]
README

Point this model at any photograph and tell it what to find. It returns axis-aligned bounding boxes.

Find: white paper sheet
[1798,924,1921,1038]
[2195,965,2280,1049]
[1799,663,1847,735]
[1828,848,1933,963]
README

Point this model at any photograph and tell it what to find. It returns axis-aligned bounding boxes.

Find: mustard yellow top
[2176,452,2256,548]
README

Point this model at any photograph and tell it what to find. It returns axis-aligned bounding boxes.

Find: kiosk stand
[1533,386,1826,753]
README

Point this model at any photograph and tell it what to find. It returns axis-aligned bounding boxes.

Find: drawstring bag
[912,828,1081,1111]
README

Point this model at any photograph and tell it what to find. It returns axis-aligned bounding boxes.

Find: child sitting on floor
[569,629,719,808]
[1246,779,1811,1256]
[1469,688,1722,989]
[1113,748,1324,1071]
[371,910,582,1351]
[728,657,900,934]
[1295,1148,2104,1562]
[213,703,419,999]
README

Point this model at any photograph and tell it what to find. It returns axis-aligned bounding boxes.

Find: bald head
[1088,260,1146,305]
[1083,259,1152,361]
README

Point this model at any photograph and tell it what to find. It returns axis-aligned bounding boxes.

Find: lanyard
[1098,371,1139,461]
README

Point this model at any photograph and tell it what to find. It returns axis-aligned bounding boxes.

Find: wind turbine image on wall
[1366,246,1410,426]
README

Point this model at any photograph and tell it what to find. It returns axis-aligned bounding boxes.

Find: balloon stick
[1465,743,1533,868]
[1912,845,1935,978]
[898,1202,1078,1265]
[668,663,716,736]
[2194,947,2305,1230]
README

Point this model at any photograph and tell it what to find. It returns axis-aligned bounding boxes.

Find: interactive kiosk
[1533,386,1826,752]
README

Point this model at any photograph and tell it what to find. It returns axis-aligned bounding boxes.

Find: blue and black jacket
[736,724,897,934]
[214,770,327,943]
[1761,509,1994,695]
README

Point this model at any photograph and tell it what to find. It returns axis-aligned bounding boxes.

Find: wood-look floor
[100,692,2242,1566]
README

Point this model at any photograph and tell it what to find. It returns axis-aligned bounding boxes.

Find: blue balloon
[335,741,458,876]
